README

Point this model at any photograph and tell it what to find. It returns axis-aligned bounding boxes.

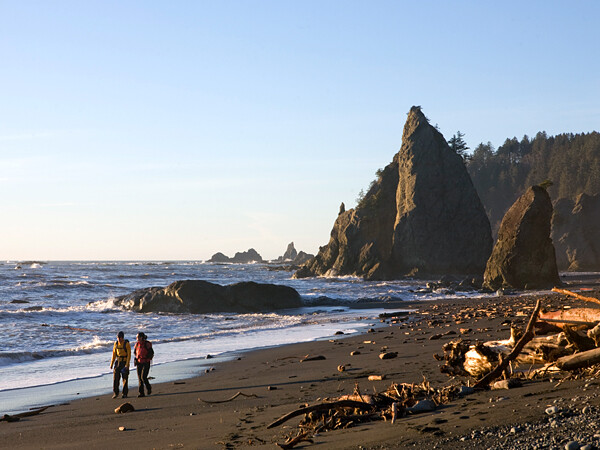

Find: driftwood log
[539,308,600,329]
[267,400,376,429]
[554,347,600,371]
[1,405,52,422]
[552,288,600,307]
[474,299,542,389]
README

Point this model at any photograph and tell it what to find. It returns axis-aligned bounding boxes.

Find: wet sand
[2,275,600,449]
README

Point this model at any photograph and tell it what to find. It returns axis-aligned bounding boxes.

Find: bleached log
[539,308,600,329]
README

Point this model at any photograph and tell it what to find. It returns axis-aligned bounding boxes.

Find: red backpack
[135,340,154,362]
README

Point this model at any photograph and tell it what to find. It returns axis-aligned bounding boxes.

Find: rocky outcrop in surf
[115,280,302,313]
[273,242,314,265]
[207,248,264,263]
[552,193,600,272]
[294,106,493,280]
[483,185,560,290]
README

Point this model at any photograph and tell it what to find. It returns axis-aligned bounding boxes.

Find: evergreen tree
[448,131,470,160]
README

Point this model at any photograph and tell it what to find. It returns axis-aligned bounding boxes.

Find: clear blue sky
[1,1,599,260]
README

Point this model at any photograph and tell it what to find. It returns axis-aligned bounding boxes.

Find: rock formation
[278,242,298,262]
[115,280,302,313]
[552,193,600,271]
[294,106,493,280]
[483,185,560,290]
[273,242,315,266]
[292,251,313,266]
[207,248,264,263]
[207,252,230,263]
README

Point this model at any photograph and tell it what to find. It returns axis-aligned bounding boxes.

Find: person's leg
[113,365,121,397]
[137,364,145,396]
[142,363,151,394]
[122,368,129,397]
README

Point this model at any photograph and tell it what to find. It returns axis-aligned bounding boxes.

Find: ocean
[0,261,488,413]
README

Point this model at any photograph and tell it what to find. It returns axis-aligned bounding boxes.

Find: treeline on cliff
[466,131,600,233]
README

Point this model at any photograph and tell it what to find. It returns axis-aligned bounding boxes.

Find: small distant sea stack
[483,185,560,290]
[273,242,314,265]
[294,106,493,280]
[208,248,263,263]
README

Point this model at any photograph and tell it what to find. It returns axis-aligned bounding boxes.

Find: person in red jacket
[134,332,154,397]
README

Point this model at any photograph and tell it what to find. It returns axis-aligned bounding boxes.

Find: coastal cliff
[295,106,492,280]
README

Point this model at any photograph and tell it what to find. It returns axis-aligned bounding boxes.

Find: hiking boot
[112,393,118,399]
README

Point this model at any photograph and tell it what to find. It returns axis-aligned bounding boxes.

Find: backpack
[136,340,154,361]
[147,342,154,360]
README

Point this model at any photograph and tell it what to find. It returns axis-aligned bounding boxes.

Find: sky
[1,1,599,261]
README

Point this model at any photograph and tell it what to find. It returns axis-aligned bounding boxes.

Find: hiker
[134,332,154,397]
[110,331,131,398]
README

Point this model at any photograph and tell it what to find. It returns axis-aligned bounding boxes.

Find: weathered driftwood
[267,400,376,429]
[198,391,259,403]
[276,431,314,449]
[552,288,600,307]
[474,299,542,389]
[0,405,52,422]
[300,355,326,362]
[554,347,600,371]
[539,308,600,329]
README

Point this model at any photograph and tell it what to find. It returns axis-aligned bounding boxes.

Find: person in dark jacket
[134,332,153,397]
[110,331,131,398]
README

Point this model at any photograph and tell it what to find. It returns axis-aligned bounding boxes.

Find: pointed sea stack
[294,106,493,280]
[483,185,560,290]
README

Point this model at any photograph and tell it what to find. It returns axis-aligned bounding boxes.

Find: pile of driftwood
[437,289,600,386]
[268,289,600,448]
[268,381,462,449]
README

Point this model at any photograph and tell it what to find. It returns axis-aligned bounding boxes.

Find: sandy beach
[3,275,600,449]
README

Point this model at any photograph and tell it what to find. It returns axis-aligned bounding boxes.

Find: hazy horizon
[2,1,599,260]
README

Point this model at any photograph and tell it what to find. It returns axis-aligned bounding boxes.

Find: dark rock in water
[231,248,263,263]
[280,242,298,262]
[207,252,230,263]
[552,193,600,271]
[115,280,302,313]
[483,185,560,290]
[207,249,263,263]
[292,251,313,266]
[273,243,314,266]
[24,306,43,311]
[293,106,492,280]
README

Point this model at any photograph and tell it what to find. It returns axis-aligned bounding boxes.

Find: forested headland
[465,131,600,234]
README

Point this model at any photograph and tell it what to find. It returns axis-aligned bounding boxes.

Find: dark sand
[3,274,600,449]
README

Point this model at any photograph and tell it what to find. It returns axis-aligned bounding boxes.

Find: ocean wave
[0,336,112,368]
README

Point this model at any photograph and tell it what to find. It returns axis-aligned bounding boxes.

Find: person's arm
[125,341,131,367]
[110,342,116,368]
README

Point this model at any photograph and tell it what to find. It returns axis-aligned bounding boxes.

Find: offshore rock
[115,280,302,313]
[292,250,314,266]
[483,185,560,290]
[207,248,264,263]
[207,252,230,263]
[552,193,600,271]
[294,106,492,280]
[276,242,298,262]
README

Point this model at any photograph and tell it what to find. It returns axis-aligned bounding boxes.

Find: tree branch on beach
[474,299,542,389]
